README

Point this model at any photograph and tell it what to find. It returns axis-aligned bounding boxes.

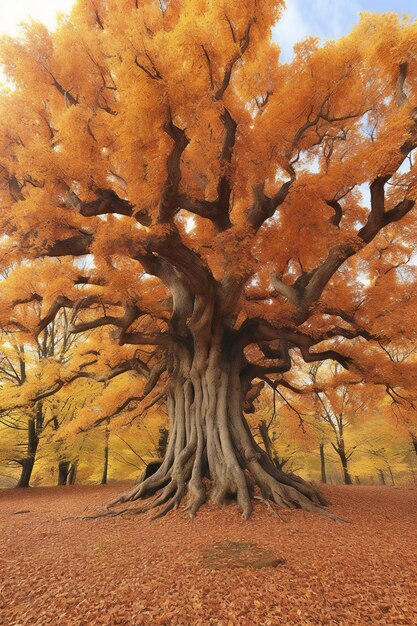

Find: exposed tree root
[253,495,283,520]
[94,348,350,523]
[102,443,349,523]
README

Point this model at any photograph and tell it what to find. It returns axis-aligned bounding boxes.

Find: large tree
[1,0,417,518]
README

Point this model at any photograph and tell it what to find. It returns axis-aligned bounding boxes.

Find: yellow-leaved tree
[1,0,417,518]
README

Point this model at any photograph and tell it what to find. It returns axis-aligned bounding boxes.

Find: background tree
[1,1,417,517]
[306,364,373,485]
[0,307,84,486]
[252,385,309,474]
[258,357,414,485]
[314,385,367,485]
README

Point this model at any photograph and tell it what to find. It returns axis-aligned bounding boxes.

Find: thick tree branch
[246,179,293,231]
[146,225,214,295]
[45,231,93,257]
[175,108,236,231]
[121,332,170,347]
[240,318,353,370]
[159,118,190,223]
[65,187,151,227]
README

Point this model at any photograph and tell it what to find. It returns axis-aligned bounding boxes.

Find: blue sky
[0,1,415,54]
[274,0,416,62]
[1,1,416,36]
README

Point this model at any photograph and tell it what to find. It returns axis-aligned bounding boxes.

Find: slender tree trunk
[319,443,327,483]
[16,404,43,488]
[67,461,77,485]
[259,420,283,470]
[107,328,332,519]
[57,461,70,485]
[16,455,36,488]
[336,445,352,485]
[387,465,395,486]
[341,458,352,485]
[101,424,110,485]
[378,469,386,485]
[259,420,273,458]
[410,433,417,457]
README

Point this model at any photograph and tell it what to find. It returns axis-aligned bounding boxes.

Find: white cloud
[272,1,310,62]
[273,0,362,62]
[0,1,76,85]
[312,0,362,38]
[0,0,75,36]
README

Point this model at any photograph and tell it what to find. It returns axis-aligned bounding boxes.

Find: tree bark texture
[339,451,353,485]
[16,404,43,488]
[108,324,331,519]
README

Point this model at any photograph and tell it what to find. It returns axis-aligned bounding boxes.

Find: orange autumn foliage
[1,1,417,513]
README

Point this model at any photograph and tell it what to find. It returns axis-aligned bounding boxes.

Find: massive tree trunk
[108,325,330,519]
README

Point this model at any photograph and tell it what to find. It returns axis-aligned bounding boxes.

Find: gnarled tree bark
[107,316,329,519]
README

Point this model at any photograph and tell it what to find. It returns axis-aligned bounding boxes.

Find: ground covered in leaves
[1,483,416,625]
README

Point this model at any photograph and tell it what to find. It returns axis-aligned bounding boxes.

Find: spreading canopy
[1,0,417,517]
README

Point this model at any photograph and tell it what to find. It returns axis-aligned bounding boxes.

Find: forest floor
[0,483,416,626]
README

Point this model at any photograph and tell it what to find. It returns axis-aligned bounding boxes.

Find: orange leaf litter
[1,484,416,625]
